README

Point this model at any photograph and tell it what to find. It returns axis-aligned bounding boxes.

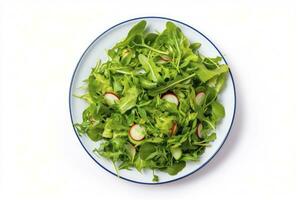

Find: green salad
[74,20,229,182]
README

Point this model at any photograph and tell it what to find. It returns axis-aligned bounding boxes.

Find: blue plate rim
[69,16,237,185]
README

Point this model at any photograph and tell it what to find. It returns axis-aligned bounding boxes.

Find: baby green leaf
[166,161,186,175]
[211,101,225,123]
[148,73,196,96]
[139,143,156,160]
[117,87,139,114]
[194,63,228,82]
[115,20,146,48]
[189,42,201,52]
[152,174,159,182]
[138,54,161,82]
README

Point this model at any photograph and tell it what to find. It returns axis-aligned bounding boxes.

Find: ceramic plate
[69,17,236,184]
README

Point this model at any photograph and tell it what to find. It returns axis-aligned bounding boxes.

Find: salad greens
[75,20,229,182]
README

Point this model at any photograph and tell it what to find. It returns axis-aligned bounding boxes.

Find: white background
[0,0,299,199]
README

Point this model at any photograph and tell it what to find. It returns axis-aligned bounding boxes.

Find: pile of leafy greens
[75,20,228,182]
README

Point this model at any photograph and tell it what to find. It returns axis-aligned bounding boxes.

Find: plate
[69,16,236,184]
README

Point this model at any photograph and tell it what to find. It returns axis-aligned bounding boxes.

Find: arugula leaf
[115,20,146,48]
[88,73,112,99]
[125,143,136,162]
[148,73,196,96]
[138,54,161,83]
[203,57,222,69]
[189,42,201,52]
[206,132,217,142]
[166,161,186,175]
[117,87,139,114]
[152,174,159,182]
[211,101,225,123]
[139,143,156,160]
[193,62,228,82]
[87,127,102,141]
[134,155,146,172]
[139,78,157,89]
[215,73,227,93]
[155,115,176,135]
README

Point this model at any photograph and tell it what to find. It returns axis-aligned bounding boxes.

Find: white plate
[69,17,236,184]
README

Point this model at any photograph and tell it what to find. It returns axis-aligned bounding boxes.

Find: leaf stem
[113,161,120,177]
